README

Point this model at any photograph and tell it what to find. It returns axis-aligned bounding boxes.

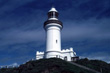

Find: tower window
[56,40,57,43]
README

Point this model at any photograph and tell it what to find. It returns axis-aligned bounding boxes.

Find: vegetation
[0,58,110,73]
[75,58,110,73]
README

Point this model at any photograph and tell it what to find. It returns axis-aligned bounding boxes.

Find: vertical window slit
[56,40,57,43]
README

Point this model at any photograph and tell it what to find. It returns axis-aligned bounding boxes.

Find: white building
[36,7,78,61]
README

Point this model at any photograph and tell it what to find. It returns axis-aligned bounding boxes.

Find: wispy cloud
[0,0,110,66]
[8,63,18,67]
[0,63,19,68]
[0,29,45,46]
[81,52,110,63]
[62,18,110,41]
[0,0,36,15]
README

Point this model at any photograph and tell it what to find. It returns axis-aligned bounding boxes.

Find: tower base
[36,47,78,61]
[45,51,61,58]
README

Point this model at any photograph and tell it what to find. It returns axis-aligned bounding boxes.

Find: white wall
[36,51,44,60]
[46,23,62,51]
[45,23,62,58]
[36,48,77,61]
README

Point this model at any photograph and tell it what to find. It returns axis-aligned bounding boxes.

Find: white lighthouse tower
[44,7,63,58]
[36,7,78,61]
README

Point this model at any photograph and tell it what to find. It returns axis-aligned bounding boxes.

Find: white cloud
[10,63,18,67]
[0,63,19,68]
[108,61,110,63]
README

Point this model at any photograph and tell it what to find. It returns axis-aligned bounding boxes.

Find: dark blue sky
[0,0,110,66]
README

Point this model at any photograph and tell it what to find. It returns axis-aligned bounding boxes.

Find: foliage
[75,58,110,73]
[0,58,109,73]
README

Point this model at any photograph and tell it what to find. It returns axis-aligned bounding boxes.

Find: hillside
[0,58,109,73]
[75,58,110,73]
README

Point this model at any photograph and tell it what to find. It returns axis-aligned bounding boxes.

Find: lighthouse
[44,7,63,58]
[36,7,78,61]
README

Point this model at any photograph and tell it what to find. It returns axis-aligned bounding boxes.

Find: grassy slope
[75,58,110,73]
[0,58,95,73]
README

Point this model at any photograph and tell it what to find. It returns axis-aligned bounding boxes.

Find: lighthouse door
[64,56,67,61]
